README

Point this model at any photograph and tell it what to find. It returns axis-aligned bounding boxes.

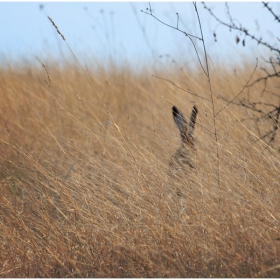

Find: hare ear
[188,105,198,136]
[172,106,187,133]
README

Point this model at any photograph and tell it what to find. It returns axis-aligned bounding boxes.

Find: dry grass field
[0,58,280,277]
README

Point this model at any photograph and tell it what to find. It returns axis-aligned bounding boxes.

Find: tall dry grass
[0,59,280,277]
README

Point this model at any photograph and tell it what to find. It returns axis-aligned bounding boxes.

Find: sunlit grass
[0,59,279,277]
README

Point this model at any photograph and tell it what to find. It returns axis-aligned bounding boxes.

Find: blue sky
[0,2,279,68]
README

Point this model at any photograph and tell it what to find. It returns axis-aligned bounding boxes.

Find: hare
[170,105,198,172]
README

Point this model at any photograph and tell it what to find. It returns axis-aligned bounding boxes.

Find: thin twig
[152,75,211,102]
[215,58,258,117]
[141,3,208,75]
[262,2,280,23]
[193,2,220,190]
[141,6,202,40]
[247,70,280,87]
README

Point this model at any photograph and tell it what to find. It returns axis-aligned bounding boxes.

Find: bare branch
[262,2,280,23]
[202,2,280,55]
